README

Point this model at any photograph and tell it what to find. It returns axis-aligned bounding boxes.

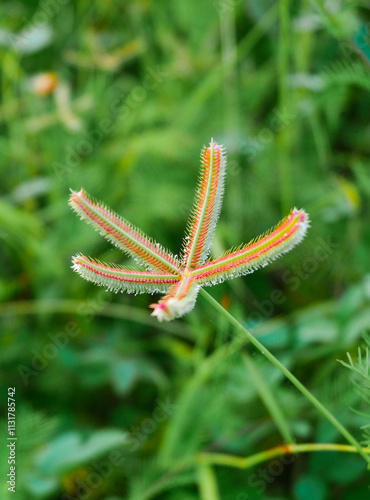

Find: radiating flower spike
[190,209,310,286]
[69,189,179,273]
[181,139,226,268]
[72,254,179,295]
[70,140,309,321]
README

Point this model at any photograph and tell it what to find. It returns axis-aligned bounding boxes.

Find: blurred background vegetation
[1,0,370,499]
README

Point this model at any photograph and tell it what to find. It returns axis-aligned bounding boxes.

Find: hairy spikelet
[69,189,179,273]
[182,140,226,268]
[70,140,309,321]
[191,209,310,286]
[72,255,178,294]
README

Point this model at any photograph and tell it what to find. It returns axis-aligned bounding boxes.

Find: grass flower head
[70,139,309,321]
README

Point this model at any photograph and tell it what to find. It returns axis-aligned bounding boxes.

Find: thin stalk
[199,289,370,466]
[197,442,370,469]
[243,353,295,443]
[198,464,220,500]
[160,326,293,460]
[136,442,370,500]
[159,334,248,463]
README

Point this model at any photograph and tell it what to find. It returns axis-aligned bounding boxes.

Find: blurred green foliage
[1,0,370,499]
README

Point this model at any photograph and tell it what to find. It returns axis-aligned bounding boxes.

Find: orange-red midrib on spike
[74,258,179,284]
[71,193,178,273]
[205,210,305,266]
[185,145,222,266]
[193,217,303,280]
